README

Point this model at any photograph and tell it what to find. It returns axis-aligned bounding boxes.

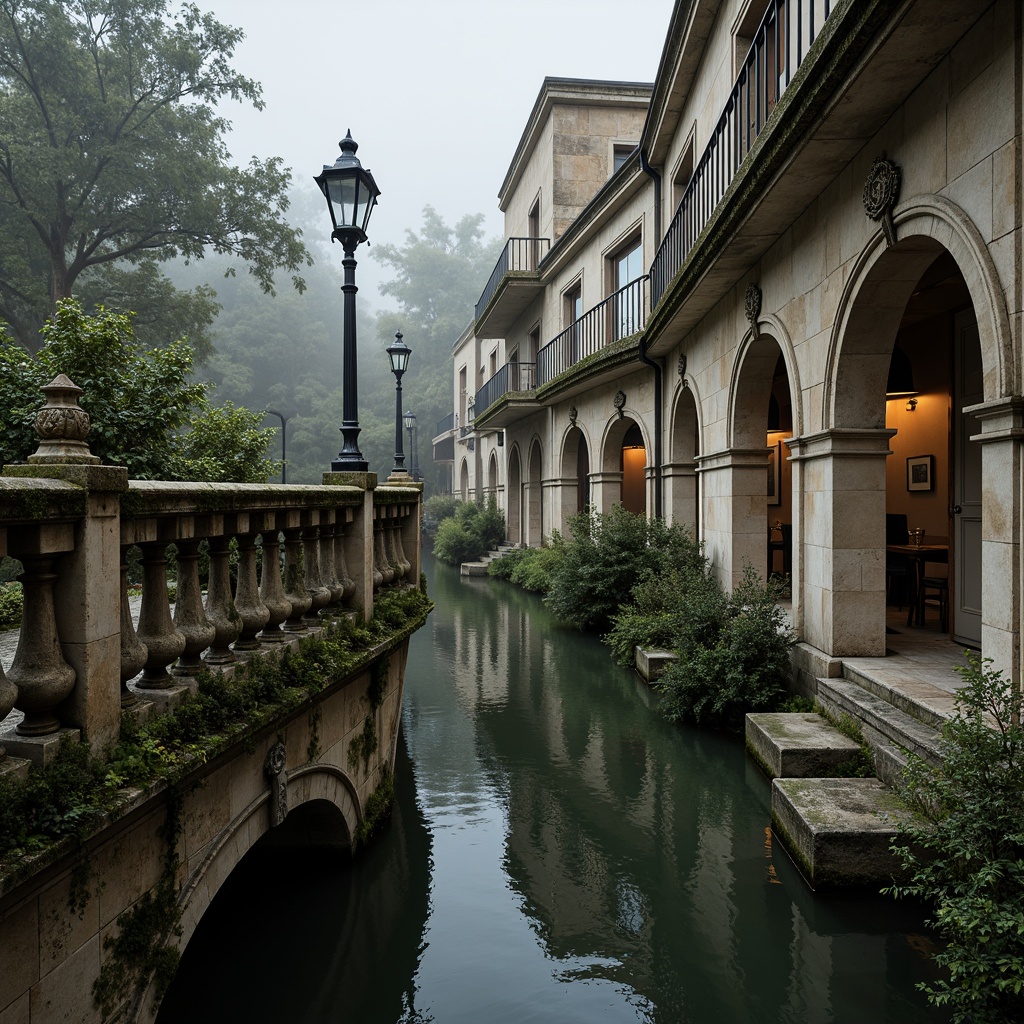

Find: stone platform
[634,647,676,683]
[746,712,862,778]
[771,777,915,889]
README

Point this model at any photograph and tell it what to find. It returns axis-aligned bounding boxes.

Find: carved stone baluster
[136,543,185,690]
[282,528,311,632]
[172,539,215,676]
[204,535,241,665]
[335,522,356,602]
[9,556,75,736]
[386,515,406,583]
[302,525,331,625]
[394,512,412,581]
[234,534,270,650]
[320,519,344,606]
[119,551,146,705]
[374,519,393,587]
[258,530,290,642]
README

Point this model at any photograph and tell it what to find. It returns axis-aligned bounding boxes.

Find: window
[671,133,695,214]
[565,282,583,364]
[610,239,643,339]
[612,144,636,174]
[528,198,541,269]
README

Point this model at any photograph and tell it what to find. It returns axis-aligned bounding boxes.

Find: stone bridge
[0,377,427,1023]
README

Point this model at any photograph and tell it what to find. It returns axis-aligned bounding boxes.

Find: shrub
[488,541,564,594]
[422,495,461,532]
[656,566,794,731]
[886,654,1024,1023]
[544,505,700,632]
[0,582,22,629]
[432,498,506,566]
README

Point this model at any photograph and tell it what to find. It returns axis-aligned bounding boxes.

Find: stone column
[589,471,623,516]
[788,429,895,658]
[258,528,291,641]
[664,461,699,532]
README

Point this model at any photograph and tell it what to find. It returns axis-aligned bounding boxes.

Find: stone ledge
[746,712,861,778]
[771,777,914,889]
[634,647,676,683]
[0,726,81,767]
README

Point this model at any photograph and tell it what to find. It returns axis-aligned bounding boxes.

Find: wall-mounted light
[906,397,918,412]
[886,345,918,400]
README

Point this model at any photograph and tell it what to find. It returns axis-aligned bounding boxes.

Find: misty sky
[202,0,673,307]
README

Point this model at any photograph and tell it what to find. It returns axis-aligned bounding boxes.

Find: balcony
[475,237,550,337]
[471,362,537,428]
[536,277,648,387]
[651,0,832,309]
[432,411,456,463]
[435,411,455,436]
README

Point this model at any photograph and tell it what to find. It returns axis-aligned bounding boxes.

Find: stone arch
[826,195,1013,429]
[558,423,591,527]
[459,458,470,502]
[668,381,701,532]
[143,764,360,1019]
[506,444,522,544]
[526,436,543,546]
[599,414,649,515]
[487,450,499,498]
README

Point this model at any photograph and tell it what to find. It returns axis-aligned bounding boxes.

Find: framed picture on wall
[906,454,934,492]
[767,441,781,506]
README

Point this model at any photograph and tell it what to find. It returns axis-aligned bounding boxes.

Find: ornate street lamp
[315,130,380,472]
[404,409,419,481]
[265,408,292,484]
[386,332,411,475]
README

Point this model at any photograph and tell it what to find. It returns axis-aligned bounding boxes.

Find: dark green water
[159,553,946,1023]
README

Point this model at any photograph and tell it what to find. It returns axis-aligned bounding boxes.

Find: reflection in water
[160,553,945,1023]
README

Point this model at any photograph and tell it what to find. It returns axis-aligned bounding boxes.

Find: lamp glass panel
[388,343,410,374]
[327,175,357,227]
[404,411,415,430]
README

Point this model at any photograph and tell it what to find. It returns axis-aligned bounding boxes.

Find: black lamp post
[315,130,380,472]
[404,410,419,481]
[386,332,411,475]
[265,408,292,484]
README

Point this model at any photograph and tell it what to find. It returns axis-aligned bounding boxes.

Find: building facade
[435,0,1023,684]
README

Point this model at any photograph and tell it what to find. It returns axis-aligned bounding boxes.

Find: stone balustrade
[0,377,422,767]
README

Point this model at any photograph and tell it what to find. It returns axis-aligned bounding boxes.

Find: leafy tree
[0,0,309,350]
[887,654,1024,1023]
[0,298,274,482]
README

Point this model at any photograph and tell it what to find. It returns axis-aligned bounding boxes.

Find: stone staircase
[460,542,517,577]
[815,661,947,788]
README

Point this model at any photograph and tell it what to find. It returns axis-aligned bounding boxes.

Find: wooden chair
[919,575,949,632]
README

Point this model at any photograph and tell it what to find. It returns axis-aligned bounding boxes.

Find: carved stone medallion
[568,406,578,426]
[744,284,762,340]
[613,391,626,419]
[863,154,901,247]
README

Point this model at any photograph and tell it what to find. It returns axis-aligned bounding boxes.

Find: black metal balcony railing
[475,237,551,322]
[473,362,537,418]
[650,0,833,306]
[436,411,455,436]
[536,277,648,386]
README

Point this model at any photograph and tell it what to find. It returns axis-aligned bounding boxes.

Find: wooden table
[886,543,949,627]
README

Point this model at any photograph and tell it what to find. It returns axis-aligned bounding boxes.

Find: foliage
[656,567,795,731]
[422,494,462,530]
[886,654,1024,1023]
[0,0,308,350]
[544,505,703,633]
[487,543,564,594]
[432,498,506,565]
[0,299,273,481]
[0,581,21,629]
[170,402,277,484]
[354,769,395,848]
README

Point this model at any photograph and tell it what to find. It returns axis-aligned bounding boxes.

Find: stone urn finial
[28,374,100,465]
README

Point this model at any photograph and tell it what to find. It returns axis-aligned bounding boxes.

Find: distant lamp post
[265,408,293,484]
[314,130,380,472]
[386,332,412,475]
[404,410,419,481]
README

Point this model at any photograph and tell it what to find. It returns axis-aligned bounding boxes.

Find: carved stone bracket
[264,741,288,826]
[863,154,901,247]
[568,406,577,426]
[744,284,762,340]
[613,391,626,419]
[677,353,688,387]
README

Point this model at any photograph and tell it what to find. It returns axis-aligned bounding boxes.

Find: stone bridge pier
[0,377,427,1023]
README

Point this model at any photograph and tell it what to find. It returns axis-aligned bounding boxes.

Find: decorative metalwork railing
[473,362,537,418]
[650,0,833,306]
[536,277,648,386]
[435,411,455,435]
[474,237,551,322]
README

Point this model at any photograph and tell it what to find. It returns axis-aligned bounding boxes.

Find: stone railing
[0,376,422,766]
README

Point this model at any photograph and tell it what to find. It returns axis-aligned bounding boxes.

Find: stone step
[460,562,489,576]
[816,677,944,768]
[634,646,675,683]
[745,712,862,779]
[839,662,952,730]
[771,776,915,889]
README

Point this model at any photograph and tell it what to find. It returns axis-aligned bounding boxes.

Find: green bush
[656,566,794,731]
[886,654,1024,1023]
[544,505,700,632]
[422,494,461,530]
[488,541,564,594]
[0,582,22,629]
[432,498,506,566]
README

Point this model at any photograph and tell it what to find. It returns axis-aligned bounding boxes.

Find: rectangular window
[612,144,635,174]
[611,239,643,340]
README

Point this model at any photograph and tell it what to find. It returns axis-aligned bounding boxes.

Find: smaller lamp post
[387,332,412,475]
[265,408,292,484]
[404,410,419,481]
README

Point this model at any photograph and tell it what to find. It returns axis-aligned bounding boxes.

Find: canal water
[159,553,946,1023]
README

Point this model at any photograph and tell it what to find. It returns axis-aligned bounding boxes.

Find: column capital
[785,428,896,462]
